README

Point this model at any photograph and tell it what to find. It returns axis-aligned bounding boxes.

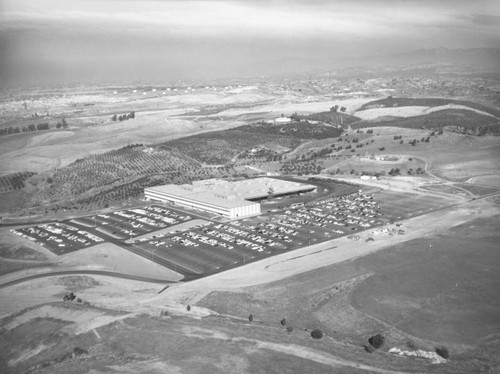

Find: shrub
[72,347,88,357]
[186,305,191,311]
[248,314,253,322]
[311,329,324,339]
[364,345,375,353]
[435,346,449,359]
[368,334,385,349]
[280,318,287,326]
[406,341,417,350]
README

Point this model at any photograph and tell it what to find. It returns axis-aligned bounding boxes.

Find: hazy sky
[1,0,499,87]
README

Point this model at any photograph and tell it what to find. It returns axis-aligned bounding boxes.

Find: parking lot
[129,191,386,277]
[71,205,193,240]
[11,222,104,255]
[11,205,194,255]
[10,189,447,278]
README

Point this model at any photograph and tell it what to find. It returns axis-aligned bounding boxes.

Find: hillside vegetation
[359,97,500,117]
[352,109,500,135]
[165,120,345,164]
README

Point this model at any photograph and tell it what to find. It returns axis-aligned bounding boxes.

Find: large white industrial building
[144,177,316,219]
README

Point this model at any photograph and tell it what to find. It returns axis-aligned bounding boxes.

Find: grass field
[351,216,500,346]
[198,214,500,372]
[371,191,452,220]
[0,309,378,374]
[358,97,500,117]
[352,109,499,135]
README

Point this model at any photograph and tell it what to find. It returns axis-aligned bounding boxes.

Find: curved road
[0,269,174,290]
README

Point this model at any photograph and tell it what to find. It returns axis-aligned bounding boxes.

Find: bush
[435,346,449,359]
[368,334,385,349]
[72,347,88,357]
[364,345,375,353]
[311,329,324,339]
[248,314,253,322]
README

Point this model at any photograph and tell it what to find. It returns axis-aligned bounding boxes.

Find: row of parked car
[11,222,103,251]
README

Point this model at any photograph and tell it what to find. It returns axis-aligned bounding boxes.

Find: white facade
[144,185,261,219]
[144,177,315,218]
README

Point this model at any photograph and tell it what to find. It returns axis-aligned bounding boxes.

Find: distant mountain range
[360,47,500,70]
[255,48,500,81]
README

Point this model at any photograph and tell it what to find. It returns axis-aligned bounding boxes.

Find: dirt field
[1,195,498,373]
[354,104,500,121]
[195,210,500,372]
[351,215,500,346]
[0,90,372,175]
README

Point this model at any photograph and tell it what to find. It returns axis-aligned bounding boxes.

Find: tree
[330,105,339,112]
[267,186,274,200]
[280,318,287,326]
[248,314,253,322]
[311,329,323,339]
[368,334,385,349]
[340,106,346,112]
[111,114,117,121]
[435,346,449,359]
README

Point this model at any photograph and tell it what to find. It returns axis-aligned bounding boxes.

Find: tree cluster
[112,111,136,121]
[0,122,53,136]
[407,167,425,175]
[329,105,347,113]
[56,118,68,129]
[388,168,401,176]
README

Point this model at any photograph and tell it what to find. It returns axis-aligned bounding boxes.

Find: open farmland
[163,129,300,165]
[358,97,500,117]
[352,109,500,135]
[34,145,200,201]
[351,216,500,347]
[196,209,500,373]
[372,191,456,220]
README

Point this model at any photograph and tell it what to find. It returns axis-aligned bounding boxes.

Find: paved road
[0,269,174,290]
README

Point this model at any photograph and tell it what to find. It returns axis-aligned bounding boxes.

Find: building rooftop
[145,177,316,209]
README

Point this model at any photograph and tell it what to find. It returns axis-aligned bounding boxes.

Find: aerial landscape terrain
[1,1,500,373]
